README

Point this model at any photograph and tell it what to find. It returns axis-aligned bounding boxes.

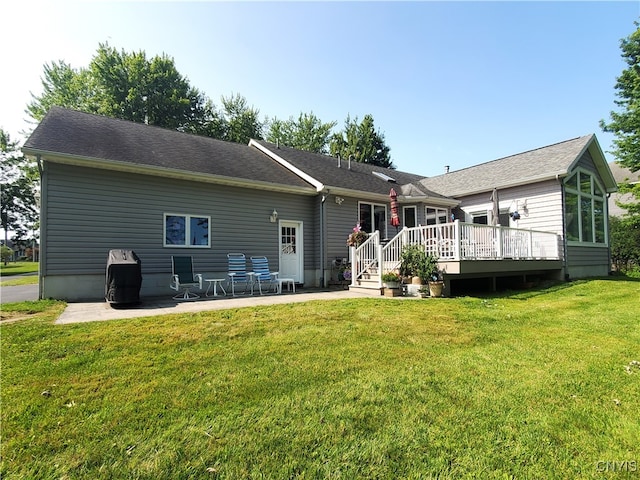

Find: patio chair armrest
[195,273,203,289]
[272,271,279,279]
[170,274,180,291]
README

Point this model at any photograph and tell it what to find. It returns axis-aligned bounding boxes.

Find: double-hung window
[564,170,606,244]
[164,213,210,248]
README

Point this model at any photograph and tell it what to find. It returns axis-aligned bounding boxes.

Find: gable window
[164,213,210,248]
[564,170,606,244]
[359,202,387,237]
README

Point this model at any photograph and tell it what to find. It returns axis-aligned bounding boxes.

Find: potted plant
[381,272,401,288]
[400,245,425,284]
[418,254,444,297]
[417,285,429,298]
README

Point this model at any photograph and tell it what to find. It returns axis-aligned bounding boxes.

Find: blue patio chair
[170,256,203,300]
[227,253,250,296]
[250,256,279,295]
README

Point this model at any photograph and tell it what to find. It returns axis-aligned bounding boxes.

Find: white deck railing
[350,220,562,287]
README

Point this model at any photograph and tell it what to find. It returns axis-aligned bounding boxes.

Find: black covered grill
[105,249,142,305]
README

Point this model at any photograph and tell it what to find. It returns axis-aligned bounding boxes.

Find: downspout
[606,192,612,274]
[36,155,45,299]
[557,174,569,280]
[320,191,328,287]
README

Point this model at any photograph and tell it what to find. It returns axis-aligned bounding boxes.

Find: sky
[1,1,639,178]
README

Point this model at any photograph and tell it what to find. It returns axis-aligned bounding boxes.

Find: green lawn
[0,261,38,286]
[1,279,639,479]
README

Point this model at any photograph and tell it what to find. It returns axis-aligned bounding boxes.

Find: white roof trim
[249,139,325,192]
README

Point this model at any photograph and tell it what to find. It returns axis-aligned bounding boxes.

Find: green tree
[266,112,336,154]
[27,43,210,135]
[216,93,264,144]
[329,114,393,168]
[0,244,14,264]
[610,215,640,272]
[1,129,39,262]
[601,22,640,214]
[26,61,97,126]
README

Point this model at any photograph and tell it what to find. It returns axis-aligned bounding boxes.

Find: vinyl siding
[325,196,359,264]
[566,245,610,278]
[43,162,317,295]
[455,180,564,236]
[575,149,597,174]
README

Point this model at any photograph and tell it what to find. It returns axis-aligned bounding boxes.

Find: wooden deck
[350,221,563,291]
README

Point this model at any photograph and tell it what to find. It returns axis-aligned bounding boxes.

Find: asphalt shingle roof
[23,107,313,190]
[252,139,450,198]
[608,161,639,185]
[418,135,596,197]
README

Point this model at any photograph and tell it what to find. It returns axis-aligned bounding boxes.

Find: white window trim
[163,213,211,248]
[564,168,608,246]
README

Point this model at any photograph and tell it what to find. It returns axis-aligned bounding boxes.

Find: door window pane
[373,205,386,235]
[281,226,296,254]
[359,204,372,233]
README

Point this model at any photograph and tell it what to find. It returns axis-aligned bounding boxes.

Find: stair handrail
[350,230,380,287]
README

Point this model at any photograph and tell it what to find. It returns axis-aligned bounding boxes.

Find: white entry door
[279,221,303,283]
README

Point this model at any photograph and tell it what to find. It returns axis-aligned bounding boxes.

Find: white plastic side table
[204,278,227,297]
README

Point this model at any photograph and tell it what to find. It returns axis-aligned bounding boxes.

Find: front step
[348,285,383,296]
[349,274,383,295]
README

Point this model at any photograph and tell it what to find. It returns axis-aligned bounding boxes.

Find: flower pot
[429,281,444,297]
[411,276,422,285]
[383,281,400,289]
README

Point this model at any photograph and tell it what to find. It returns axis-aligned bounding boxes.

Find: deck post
[454,220,461,261]
[528,229,533,258]
[377,243,384,289]
[496,225,503,259]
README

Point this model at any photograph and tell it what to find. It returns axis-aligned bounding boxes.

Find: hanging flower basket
[347,223,368,247]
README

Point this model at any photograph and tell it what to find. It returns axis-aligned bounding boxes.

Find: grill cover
[105,249,142,305]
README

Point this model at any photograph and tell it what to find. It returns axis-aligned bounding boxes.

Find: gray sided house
[23,107,434,300]
[24,107,617,300]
